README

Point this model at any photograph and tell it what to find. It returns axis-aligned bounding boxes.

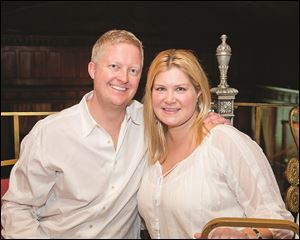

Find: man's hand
[203,112,231,125]
[207,227,252,239]
[194,227,253,239]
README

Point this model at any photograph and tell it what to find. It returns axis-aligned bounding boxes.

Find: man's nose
[117,69,129,84]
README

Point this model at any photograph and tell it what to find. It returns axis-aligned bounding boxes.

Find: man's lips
[110,84,128,92]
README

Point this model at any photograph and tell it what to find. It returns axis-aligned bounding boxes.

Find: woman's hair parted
[143,49,211,165]
[91,29,144,66]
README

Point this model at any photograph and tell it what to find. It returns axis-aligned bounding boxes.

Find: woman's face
[152,67,200,129]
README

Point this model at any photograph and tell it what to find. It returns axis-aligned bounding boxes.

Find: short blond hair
[91,29,144,65]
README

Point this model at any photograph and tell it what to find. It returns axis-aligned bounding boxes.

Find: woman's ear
[197,91,202,99]
[88,62,96,80]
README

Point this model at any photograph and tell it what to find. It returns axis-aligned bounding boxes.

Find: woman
[137,49,294,239]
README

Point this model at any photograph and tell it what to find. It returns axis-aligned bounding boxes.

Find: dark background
[1,1,299,202]
[1,1,299,103]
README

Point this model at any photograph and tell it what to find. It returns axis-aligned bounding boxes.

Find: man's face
[88,42,142,109]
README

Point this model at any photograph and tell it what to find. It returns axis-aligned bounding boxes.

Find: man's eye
[109,64,119,70]
[129,68,139,75]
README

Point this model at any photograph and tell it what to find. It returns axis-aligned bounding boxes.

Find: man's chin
[111,100,131,108]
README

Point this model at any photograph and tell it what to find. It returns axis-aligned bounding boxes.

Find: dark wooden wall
[1,43,93,112]
[1,36,94,160]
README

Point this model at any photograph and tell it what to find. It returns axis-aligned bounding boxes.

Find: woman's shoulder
[209,124,240,136]
[206,124,255,147]
[206,125,262,158]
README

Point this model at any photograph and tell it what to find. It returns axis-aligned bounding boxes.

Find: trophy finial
[216,34,232,88]
[211,34,238,125]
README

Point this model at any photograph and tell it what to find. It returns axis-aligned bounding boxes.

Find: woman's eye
[155,87,165,92]
[176,87,186,92]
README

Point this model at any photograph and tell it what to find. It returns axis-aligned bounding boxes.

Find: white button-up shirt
[1,91,147,239]
[137,125,294,239]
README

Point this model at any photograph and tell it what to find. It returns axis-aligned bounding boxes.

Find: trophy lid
[216,34,232,56]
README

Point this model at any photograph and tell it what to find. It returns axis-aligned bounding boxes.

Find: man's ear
[88,62,96,79]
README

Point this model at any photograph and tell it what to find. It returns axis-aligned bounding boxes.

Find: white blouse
[137,125,293,239]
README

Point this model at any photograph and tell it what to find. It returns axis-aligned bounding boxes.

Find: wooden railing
[234,102,298,145]
[200,217,299,239]
[1,111,56,167]
[1,105,299,236]
[1,102,298,167]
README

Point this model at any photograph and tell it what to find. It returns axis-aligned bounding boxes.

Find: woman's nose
[165,90,176,104]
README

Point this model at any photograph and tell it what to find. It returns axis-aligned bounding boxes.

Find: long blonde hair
[143,49,211,165]
[91,29,144,66]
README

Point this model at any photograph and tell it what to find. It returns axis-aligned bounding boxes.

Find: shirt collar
[80,91,98,138]
[125,100,142,126]
[80,91,142,138]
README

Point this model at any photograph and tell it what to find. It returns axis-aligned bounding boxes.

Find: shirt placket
[152,175,163,239]
[107,117,129,193]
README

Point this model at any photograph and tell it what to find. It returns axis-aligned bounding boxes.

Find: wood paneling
[48,51,61,79]
[33,51,48,78]
[1,44,93,114]
[1,46,90,86]
[1,50,17,79]
[19,51,33,78]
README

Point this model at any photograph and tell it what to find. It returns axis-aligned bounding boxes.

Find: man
[1,29,225,238]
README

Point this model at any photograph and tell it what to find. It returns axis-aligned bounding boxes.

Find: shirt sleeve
[210,126,294,238]
[1,126,56,239]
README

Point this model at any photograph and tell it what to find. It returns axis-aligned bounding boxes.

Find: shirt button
[102,206,106,210]
[111,185,115,189]
[107,140,111,144]
[89,224,93,228]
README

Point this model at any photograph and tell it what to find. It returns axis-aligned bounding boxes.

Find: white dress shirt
[1,91,147,239]
[137,125,293,239]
